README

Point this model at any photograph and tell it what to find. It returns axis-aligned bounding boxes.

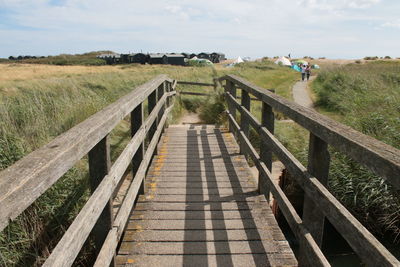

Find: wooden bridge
[0,75,399,266]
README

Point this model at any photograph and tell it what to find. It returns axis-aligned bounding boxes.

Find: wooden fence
[0,75,176,266]
[220,74,400,267]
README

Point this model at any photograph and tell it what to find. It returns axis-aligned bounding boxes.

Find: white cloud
[298,0,381,10]
[381,20,400,29]
[0,0,399,58]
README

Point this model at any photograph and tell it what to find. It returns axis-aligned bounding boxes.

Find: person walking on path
[305,64,311,81]
[301,64,307,81]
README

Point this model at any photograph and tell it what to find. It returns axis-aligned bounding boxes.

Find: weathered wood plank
[259,102,274,201]
[116,254,297,267]
[0,75,172,231]
[131,102,145,195]
[88,136,114,265]
[177,81,215,87]
[302,133,330,246]
[122,229,278,242]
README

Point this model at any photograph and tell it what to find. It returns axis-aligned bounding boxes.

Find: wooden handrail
[0,75,176,267]
[220,74,400,189]
[177,81,215,87]
[221,75,400,267]
[0,75,173,232]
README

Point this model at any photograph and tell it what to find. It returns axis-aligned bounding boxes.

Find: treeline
[2,51,109,66]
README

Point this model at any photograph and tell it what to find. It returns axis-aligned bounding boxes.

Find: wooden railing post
[240,89,251,156]
[259,102,274,201]
[131,103,145,195]
[148,89,157,141]
[303,133,330,245]
[226,80,236,133]
[88,136,115,266]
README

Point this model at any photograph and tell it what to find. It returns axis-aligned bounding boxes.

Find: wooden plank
[126,219,277,231]
[221,74,400,189]
[226,80,236,133]
[240,89,251,156]
[147,88,157,141]
[119,240,282,255]
[129,210,272,220]
[116,254,297,267]
[178,91,211,96]
[88,136,114,266]
[0,75,172,232]
[259,102,274,201]
[227,101,400,266]
[131,103,145,195]
[302,133,330,246]
[122,229,278,242]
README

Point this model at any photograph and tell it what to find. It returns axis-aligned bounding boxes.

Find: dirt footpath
[292,76,315,109]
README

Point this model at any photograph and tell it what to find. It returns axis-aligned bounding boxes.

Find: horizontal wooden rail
[0,75,173,232]
[178,91,212,96]
[43,91,175,267]
[221,74,400,189]
[222,76,400,266]
[177,81,215,87]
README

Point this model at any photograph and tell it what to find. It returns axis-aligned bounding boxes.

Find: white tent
[234,56,244,64]
[274,56,291,66]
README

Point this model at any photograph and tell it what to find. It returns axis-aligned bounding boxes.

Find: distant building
[197,53,211,60]
[210,52,226,63]
[149,54,168,65]
[181,53,191,59]
[165,54,185,65]
[97,53,120,64]
[130,53,147,64]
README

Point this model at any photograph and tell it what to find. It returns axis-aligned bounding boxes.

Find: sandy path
[292,76,315,109]
[177,112,202,124]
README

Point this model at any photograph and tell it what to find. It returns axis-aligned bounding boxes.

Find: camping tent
[234,56,244,64]
[292,65,301,72]
[312,64,320,69]
[274,56,291,66]
[293,59,308,66]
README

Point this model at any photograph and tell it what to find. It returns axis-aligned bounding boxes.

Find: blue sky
[0,0,399,59]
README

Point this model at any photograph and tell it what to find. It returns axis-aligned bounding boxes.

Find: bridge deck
[116,125,297,266]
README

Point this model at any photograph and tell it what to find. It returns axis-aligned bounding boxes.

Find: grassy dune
[312,61,400,241]
[0,61,298,266]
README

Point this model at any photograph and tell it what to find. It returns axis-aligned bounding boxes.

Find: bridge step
[117,125,297,267]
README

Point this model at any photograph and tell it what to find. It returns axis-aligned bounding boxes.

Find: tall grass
[312,61,400,241]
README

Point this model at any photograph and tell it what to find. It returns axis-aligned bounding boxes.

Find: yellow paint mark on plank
[127,259,135,263]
